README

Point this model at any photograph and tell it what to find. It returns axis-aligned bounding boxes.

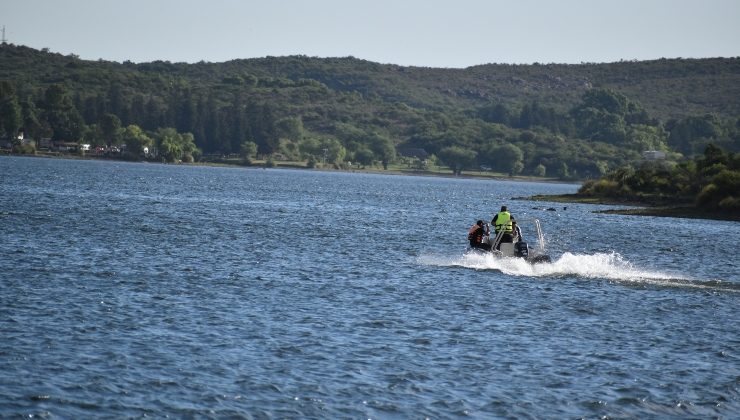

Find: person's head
[476,220,483,226]
[501,205,508,212]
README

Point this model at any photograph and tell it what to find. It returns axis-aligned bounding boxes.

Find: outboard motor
[515,241,529,258]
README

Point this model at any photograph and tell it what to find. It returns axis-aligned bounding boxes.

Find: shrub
[696,183,718,207]
[593,179,622,195]
[534,164,546,177]
[579,179,624,196]
[307,156,317,168]
[718,196,740,211]
[12,144,36,155]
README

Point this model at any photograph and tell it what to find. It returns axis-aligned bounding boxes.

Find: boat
[467,218,552,263]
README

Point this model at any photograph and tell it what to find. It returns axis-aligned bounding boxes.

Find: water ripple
[1,157,738,418]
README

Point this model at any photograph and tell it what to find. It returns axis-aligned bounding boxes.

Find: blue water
[1,156,738,418]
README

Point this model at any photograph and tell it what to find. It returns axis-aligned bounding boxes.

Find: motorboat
[468,218,552,263]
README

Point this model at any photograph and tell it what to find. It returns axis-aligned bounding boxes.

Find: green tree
[571,88,652,146]
[481,143,524,175]
[247,101,279,154]
[625,124,668,151]
[157,128,182,162]
[180,132,200,162]
[0,82,22,139]
[82,124,102,146]
[299,136,346,166]
[275,116,304,141]
[696,169,740,211]
[307,155,318,168]
[595,160,609,177]
[534,164,547,177]
[155,127,200,163]
[99,113,122,146]
[122,124,153,158]
[478,102,511,125]
[352,147,375,166]
[277,139,301,160]
[20,98,43,141]
[557,161,570,179]
[697,143,729,171]
[573,107,627,143]
[42,84,85,141]
[518,101,565,132]
[438,146,477,175]
[666,114,721,155]
[240,140,258,162]
[367,133,396,170]
[576,88,633,116]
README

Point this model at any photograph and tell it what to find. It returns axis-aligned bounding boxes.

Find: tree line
[1,44,739,176]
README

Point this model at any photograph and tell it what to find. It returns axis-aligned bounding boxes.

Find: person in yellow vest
[491,205,514,247]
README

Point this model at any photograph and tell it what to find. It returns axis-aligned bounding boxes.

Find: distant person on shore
[468,220,491,250]
[491,205,514,246]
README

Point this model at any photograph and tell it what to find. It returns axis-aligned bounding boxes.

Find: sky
[2,0,739,68]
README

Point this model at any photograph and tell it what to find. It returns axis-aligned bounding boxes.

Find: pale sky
[2,0,739,68]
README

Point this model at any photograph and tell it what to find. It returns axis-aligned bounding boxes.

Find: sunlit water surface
[1,156,738,418]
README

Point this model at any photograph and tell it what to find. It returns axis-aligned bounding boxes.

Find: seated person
[468,220,491,250]
[512,220,524,243]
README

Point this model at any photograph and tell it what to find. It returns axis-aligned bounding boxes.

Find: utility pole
[1,26,7,44]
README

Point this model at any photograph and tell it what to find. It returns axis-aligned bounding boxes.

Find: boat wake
[417,251,740,293]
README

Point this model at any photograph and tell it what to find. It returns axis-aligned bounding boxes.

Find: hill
[1,43,739,177]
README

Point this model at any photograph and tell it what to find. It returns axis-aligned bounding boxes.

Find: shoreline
[5,152,735,221]
[2,151,578,185]
[526,194,739,222]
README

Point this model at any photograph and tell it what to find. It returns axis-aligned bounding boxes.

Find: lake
[1,156,738,418]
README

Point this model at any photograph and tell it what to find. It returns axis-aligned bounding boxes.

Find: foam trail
[417,252,740,292]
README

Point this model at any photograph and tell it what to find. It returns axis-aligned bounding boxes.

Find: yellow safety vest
[495,211,512,233]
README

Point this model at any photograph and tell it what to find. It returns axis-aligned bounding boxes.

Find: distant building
[52,141,79,152]
[642,150,666,160]
[38,138,53,149]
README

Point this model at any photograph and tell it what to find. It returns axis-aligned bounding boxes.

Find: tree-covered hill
[1,43,739,178]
